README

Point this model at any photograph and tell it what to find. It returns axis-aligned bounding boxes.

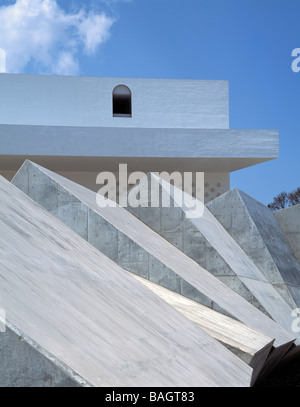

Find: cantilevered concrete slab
[275,204,300,266]
[11,161,297,358]
[121,173,296,326]
[0,176,254,387]
[132,275,274,385]
[207,189,300,308]
[0,126,278,175]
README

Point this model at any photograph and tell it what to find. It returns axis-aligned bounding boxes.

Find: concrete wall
[0,324,82,387]
[275,204,300,265]
[204,173,230,203]
[125,203,267,314]
[207,189,300,308]
[0,74,229,129]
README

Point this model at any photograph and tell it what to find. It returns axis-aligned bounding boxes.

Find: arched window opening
[113,85,132,117]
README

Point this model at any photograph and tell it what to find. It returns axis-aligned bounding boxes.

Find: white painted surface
[0,176,254,387]
[0,74,229,129]
[207,189,300,308]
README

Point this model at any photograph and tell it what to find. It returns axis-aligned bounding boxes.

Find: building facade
[0,74,278,202]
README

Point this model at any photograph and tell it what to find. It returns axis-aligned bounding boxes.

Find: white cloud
[0,48,6,72]
[0,0,115,75]
[79,12,113,55]
[52,51,79,76]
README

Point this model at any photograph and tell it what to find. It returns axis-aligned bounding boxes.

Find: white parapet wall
[0,74,229,129]
[0,74,278,205]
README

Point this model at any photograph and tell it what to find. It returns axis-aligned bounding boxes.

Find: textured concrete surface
[0,169,230,205]
[121,173,296,331]
[0,175,255,387]
[0,74,229,128]
[11,161,297,357]
[0,323,84,387]
[275,204,300,265]
[204,172,230,203]
[207,189,300,308]
[0,126,278,164]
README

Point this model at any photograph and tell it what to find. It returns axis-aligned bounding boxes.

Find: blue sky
[0,0,299,205]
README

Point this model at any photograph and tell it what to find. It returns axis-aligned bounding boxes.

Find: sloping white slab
[0,176,254,387]
[0,321,87,387]
[133,275,274,384]
[11,161,296,357]
[121,172,297,340]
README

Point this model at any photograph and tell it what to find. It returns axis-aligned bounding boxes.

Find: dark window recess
[113,85,132,117]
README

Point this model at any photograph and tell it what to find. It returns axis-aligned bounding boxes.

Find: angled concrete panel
[0,323,85,387]
[275,204,300,266]
[133,275,274,385]
[11,161,297,357]
[121,173,296,330]
[0,176,255,387]
[207,188,300,308]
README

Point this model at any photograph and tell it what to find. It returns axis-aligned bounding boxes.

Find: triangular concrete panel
[274,204,300,266]
[0,322,85,387]
[11,161,297,361]
[0,176,254,387]
[207,188,300,308]
[121,173,297,334]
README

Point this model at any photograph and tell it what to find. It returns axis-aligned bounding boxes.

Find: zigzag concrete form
[275,204,300,266]
[132,275,274,385]
[121,173,297,335]
[11,161,297,361]
[0,176,255,387]
[207,189,300,308]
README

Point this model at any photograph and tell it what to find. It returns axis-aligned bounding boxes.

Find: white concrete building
[0,74,278,202]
